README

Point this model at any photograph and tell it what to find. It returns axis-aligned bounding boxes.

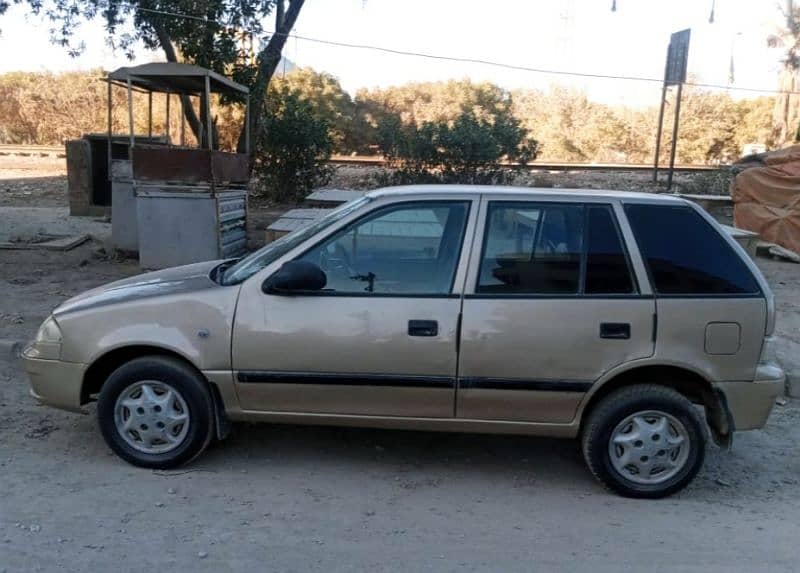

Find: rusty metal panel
[132,146,213,183]
[131,146,249,185]
[211,151,249,183]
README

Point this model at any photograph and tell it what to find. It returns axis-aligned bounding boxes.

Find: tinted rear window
[625,204,760,295]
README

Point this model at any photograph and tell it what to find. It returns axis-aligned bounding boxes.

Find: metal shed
[106,63,250,268]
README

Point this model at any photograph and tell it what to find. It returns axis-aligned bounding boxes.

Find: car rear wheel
[581,384,707,498]
[97,356,214,469]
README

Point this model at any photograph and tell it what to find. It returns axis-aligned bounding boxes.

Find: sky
[0,0,787,108]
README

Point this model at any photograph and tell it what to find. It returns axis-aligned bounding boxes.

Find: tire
[581,384,707,499]
[97,356,215,469]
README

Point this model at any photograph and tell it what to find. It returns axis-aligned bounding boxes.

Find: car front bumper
[715,364,785,431]
[21,345,87,414]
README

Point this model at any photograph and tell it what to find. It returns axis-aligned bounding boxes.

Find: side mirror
[262,260,327,294]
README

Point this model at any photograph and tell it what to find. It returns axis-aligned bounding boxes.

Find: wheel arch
[81,344,231,440]
[577,362,732,447]
[81,344,198,404]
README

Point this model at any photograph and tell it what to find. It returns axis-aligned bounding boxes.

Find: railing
[0,144,66,158]
[327,155,717,172]
[0,144,718,172]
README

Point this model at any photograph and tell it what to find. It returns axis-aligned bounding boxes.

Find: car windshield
[221,196,372,285]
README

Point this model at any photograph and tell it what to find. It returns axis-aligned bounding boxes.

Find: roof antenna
[709,0,715,23]
[611,0,617,11]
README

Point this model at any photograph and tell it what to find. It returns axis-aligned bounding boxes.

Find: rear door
[457,196,656,423]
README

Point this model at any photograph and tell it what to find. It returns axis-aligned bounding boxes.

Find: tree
[375,105,539,185]
[511,86,651,163]
[0,69,195,144]
[268,67,364,153]
[2,0,305,156]
[768,0,800,144]
[254,87,332,202]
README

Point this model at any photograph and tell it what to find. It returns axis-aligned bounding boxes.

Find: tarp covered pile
[731,145,800,254]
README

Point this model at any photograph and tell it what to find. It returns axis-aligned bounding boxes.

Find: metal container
[135,187,247,269]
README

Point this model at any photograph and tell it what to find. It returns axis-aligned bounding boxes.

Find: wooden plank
[770,244,800,263]
[268,217,316,233]
[305,189,367,207]
[41,234,91,251]
[265,208,333,243]
[0,234,90,251]
[722,225,758,259]
[278,208,332,220]
[677,193,733,204]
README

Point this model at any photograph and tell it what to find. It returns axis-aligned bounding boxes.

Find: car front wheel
[581,384,707,498]
[97,356,214,469]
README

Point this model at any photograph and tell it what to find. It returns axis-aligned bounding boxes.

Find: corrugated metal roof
[108,63,248,95]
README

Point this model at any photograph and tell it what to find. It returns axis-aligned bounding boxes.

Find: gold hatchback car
[23,186,785,497]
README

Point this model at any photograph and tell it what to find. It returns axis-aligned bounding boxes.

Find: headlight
[24,316,63,360]
[35,316,62,344]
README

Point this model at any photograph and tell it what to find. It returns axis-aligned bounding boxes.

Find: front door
[232,199,475,418]
[458,199,655,423]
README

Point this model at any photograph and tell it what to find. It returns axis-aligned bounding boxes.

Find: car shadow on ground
[183,418,768,500]
[195,421,608,491]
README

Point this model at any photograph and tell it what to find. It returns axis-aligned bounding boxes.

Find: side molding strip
[236,371,592,393]
[459,377,592,393]
[236,371,455,388]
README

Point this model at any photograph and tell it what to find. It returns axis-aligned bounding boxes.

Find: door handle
[600,322,630,339]
[408,319,438,337]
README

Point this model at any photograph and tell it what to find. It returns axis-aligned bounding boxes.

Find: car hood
[54,260,225,317]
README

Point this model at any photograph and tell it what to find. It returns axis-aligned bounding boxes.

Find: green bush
[375,108,539,185]
[253,88,333,202]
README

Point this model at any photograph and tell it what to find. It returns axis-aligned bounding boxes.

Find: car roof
[366,184,688,204]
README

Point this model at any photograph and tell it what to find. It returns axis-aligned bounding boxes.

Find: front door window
[299,201,470,295]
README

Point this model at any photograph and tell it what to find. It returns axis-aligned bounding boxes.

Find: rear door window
[477,202,637,295]
[477,203,584,294]
[624,204,760,295]
[585,206,635,294]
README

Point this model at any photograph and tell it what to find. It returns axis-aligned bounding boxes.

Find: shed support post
[166,92,171,144]
[148,91,153,137]
[180,95,186,146]
[245,95,250,156]
[107,80,113,180]
[127,78,134,149]
[205,76,213,150]
[197,96,204,149]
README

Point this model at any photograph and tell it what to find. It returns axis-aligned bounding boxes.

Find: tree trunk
[236,0,306,155]
[773,0,800,146]
[773,69,800,146]
[152,23,204,146]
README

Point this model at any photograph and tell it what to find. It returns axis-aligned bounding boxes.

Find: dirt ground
[1,156,800,572]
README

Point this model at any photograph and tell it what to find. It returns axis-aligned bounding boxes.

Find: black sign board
[664,29,691,86]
